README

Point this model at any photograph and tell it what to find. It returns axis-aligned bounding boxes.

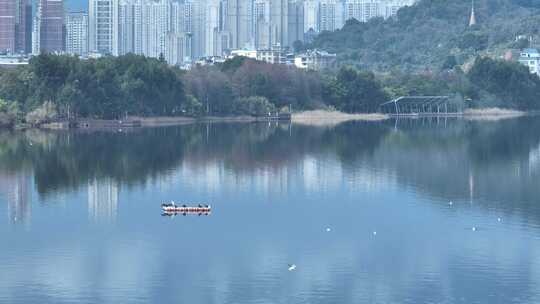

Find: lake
[1,117,540,303]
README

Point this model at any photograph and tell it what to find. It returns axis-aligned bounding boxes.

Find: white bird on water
[288,264,297,271]
[373,231,377,236]
[472,227,477,231]
[497,218,502,222]
[326,227,332,232]
[449,201,453,206]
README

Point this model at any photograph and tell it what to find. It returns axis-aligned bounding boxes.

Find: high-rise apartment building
[270,0,288,47]
[141,0,169,58]
[34,0,65,53]
[54,0,418,64]
[205,0,221,56]
[118,0,143,55]
[319,0,341,32]
[384,0,415,18]
[287,0,304,46]
[89,0,119,55]
[303,0,319,32]
[254,0,271,49]
[344,0,415,23]
[165,32,188,65]
[344,0,380,22]
[66,12,88,56]
[0,0,17,53]
[227,0,252,49]
[0,0,32,54]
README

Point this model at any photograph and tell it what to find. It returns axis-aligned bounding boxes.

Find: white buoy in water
[373,231,377,236]
[326,227,331,232]
[288,264,297,271]
[497,218,501,222]
[449,201,453,206]
[472,227,477,231]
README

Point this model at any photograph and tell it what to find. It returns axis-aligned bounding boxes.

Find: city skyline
[3,0,416,65]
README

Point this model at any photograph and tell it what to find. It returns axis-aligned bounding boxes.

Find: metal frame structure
[379,96,457,115]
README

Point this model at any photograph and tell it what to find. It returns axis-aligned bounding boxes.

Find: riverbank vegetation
[1,52,540,128]
[0,54,390,126]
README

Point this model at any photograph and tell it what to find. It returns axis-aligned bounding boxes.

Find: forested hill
[308,0,540,71]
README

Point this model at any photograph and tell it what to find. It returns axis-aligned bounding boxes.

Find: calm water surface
[1,117,540,303]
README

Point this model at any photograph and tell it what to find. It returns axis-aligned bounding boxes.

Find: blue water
[1,118,540,303]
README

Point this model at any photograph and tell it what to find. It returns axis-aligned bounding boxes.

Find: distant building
[344,0,380,23]
[518,48,540,76]
[257,47,286,64]
[165,32,189,65]
[230,48,258,59]
[141,0,168,59]
[303,0,319,32]
[194,55,226,66]
[34,0,65,53]
[89,0,119,55]
[319,0,343,31]
[294,49,336,70]
[344,0,415,23]
[0,55,29,68]
[66,12,88,56]
[0,0,32,54]
[288,0,304,46]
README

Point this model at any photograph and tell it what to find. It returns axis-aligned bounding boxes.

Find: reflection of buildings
[0,170,32,226]
[88,177,119,222]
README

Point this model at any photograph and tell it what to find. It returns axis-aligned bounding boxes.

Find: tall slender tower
[469,0,476,27]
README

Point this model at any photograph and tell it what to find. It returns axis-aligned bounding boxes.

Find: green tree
[324,67,388,113]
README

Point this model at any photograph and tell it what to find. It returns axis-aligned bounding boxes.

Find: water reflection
[88,177,119,223]
[0,118,539,210]
[0,170,32,227]
[1,117,540,303]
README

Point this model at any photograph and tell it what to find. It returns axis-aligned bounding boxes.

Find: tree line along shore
[0,53,538,129]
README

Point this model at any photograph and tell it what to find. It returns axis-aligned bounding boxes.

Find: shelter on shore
[379,96,458,115]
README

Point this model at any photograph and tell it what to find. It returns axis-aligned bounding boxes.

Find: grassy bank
[292,110,389,127]
[463,108,526,121]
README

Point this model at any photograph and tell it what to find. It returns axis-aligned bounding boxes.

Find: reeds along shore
[292,111,389,127]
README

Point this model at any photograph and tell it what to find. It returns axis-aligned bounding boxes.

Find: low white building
[294,49,337,70]
[229,49,258,59]
[0,55,29,68]
[518,48,540,76]
[257,48,287,65]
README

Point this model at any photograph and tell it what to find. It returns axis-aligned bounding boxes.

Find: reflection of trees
[1,117,540,220]
[369,117,540,222]
[0,122,392,198]
[0,128,196,196]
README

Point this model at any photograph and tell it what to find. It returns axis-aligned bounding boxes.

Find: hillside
[308,0,540,72]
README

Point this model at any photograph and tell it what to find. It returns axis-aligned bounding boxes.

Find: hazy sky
[66,0,87,12]
[33,0,87,12]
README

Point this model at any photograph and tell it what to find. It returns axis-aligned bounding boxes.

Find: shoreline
[291,110,390,127]
[11,108,532,130]
[462,108,526,121]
